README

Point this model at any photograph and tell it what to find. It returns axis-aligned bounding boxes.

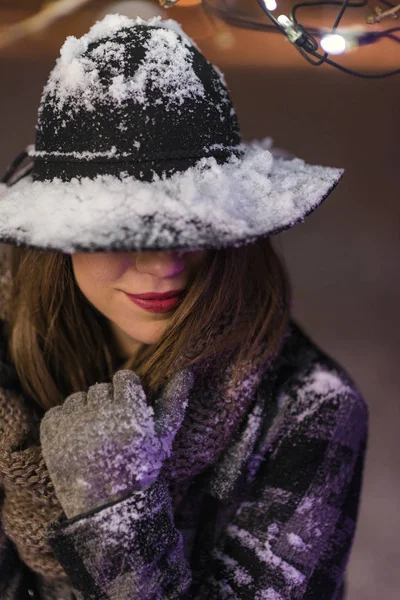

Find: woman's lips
[124,292,183,313]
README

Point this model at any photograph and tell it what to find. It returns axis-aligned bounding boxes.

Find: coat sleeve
[44,473,192,600]
[44,370,368,600]
[189,383,368,600]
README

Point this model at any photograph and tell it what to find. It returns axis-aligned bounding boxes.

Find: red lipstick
[123,290,185,313]
[129,290,185,300]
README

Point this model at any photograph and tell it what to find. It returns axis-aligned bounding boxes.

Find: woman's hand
[40,368,194,519]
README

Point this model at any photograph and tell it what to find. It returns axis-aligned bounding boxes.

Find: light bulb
[277,15,292,29]
[320,33,347,55]
[276,14,304,43]
[263,0,277,10]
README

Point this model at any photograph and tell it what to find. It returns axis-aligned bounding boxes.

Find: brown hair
[4,238,291,415]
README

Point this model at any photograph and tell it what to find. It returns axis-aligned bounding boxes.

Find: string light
[276,14,305,43]
[263,0,277,10]
[319,27,379,54]
[163,0,400,78]
[320,33,347,54]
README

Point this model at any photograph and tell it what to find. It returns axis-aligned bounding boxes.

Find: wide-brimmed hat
[0,14,344,254]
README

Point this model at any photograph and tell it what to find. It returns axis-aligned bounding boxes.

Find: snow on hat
[0,14,344,254]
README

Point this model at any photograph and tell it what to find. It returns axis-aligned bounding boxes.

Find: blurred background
[0,1,399,598]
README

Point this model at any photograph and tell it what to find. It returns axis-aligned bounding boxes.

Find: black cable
[290,0,367,66]
[201,0,400,77]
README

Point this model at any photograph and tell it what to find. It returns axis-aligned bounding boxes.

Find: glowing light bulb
[320,34,347,55]
[277,15,292,28]
[276,14,304,44]
[264,0,277,10]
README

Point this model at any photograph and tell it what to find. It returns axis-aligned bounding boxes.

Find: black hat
[0,14,344,254]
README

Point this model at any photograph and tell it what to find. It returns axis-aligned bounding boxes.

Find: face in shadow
[71,249,208,359]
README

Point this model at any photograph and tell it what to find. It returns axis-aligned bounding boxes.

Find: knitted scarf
[0,248,283,586]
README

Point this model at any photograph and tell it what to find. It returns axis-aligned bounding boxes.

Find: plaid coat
[0,320,368,600]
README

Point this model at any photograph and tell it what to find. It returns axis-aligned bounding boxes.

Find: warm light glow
[277,15,292,28]
[102,1,164,19]
[176,0,203,5]
[263,0,277,10]
[159,0,201,5]
[320,33,347,55]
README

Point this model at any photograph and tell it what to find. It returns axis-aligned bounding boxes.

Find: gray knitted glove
[39,368,194,519]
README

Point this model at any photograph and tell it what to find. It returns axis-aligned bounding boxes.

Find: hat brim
[0,142,344,253]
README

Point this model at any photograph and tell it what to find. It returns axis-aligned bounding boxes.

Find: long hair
[3,237,291,415]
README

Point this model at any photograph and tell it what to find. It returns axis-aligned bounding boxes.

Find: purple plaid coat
[0,320,368,599]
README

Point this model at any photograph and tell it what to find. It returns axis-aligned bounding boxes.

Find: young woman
[0,14,368,600]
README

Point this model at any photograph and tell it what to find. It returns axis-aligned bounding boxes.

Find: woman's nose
[134,250,186,277]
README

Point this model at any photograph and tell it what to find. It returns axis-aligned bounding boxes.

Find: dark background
[0,2,399,598]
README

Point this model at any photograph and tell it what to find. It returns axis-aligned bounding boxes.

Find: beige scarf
[0,247,281,585]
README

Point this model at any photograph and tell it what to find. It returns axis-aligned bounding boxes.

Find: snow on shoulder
[39,14,210,115]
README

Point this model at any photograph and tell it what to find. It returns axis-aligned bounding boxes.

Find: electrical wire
[199,0,400,77]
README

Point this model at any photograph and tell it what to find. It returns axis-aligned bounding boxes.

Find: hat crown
[33,15,242,179]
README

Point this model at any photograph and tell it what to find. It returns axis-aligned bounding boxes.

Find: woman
[0,14,368,600]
